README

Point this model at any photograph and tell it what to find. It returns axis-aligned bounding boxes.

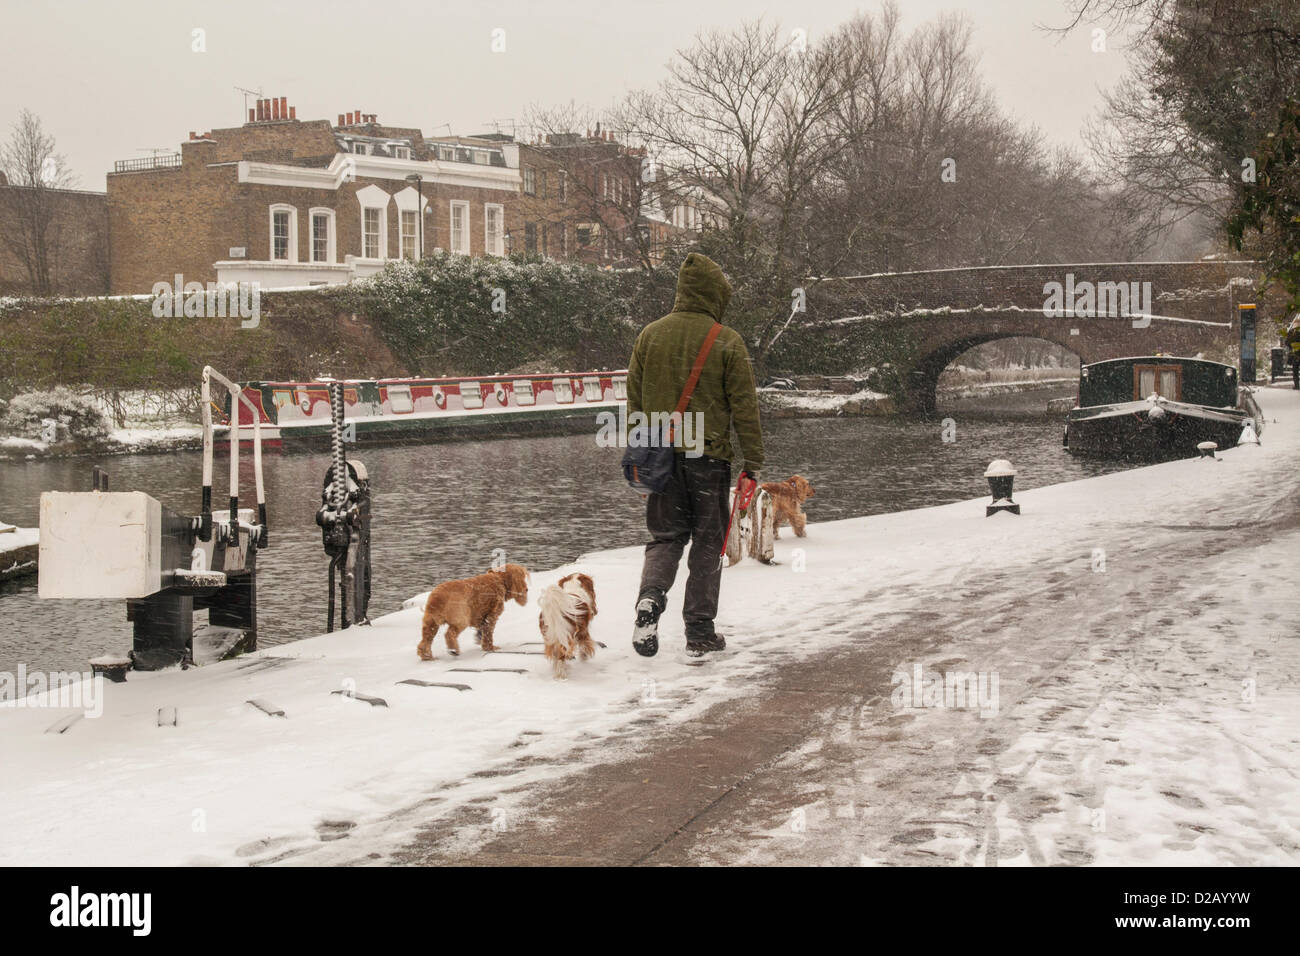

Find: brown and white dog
[418,563,529,660]
[537,572,598,679]
[761,475,815,538]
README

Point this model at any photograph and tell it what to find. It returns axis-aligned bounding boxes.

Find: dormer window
[353,142,369,155]
[395,146,411,160]
[438,145,455,161]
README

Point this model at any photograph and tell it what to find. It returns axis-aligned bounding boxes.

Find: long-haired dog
[537,573,597,679]
[418,563,529,660]
[761,474,815,538]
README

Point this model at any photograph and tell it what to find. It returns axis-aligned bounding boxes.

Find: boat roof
[244,371,629,387]
[1081,355,1234,370]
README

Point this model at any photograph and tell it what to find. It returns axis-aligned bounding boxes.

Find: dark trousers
[638,454,731,638]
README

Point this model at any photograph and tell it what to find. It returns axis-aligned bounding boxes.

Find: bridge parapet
[820,261,1266,327]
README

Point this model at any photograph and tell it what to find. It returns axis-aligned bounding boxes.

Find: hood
[670,252,732,321]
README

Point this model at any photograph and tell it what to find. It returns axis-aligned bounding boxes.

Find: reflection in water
[1,386,1124,673]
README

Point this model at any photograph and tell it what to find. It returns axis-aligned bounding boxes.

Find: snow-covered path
[2,387,1297,866]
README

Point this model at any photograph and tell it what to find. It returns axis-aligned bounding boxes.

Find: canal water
[0,386,1128,674]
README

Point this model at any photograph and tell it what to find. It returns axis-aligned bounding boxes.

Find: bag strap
[670,323,723,439]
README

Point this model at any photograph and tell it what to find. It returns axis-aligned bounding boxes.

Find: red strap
[669,322,722,441]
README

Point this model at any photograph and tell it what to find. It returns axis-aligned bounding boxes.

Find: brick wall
[0,185,109,295]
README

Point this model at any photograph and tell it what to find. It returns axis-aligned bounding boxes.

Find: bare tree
[0,109,77,295]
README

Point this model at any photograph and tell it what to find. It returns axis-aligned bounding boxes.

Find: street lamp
[404,173,423,259]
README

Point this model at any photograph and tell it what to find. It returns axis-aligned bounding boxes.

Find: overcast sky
[1,0,1130,189]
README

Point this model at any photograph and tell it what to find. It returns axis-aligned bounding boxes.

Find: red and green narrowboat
[215,370,628,447]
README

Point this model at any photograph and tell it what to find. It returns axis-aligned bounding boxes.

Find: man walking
[625,253,764,657]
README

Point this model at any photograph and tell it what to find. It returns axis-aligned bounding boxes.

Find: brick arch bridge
[812,261,1269,413]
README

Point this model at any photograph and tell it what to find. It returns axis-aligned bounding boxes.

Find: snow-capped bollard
[89,655,131,683]
[1197,441,1218,459]
[984,459,1020,516]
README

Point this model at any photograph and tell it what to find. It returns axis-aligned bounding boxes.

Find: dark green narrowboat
[1063,356,1258,459]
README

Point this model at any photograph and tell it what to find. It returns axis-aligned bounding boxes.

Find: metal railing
[112,153,182,173]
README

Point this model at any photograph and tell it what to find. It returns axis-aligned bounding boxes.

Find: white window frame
[387,384,413,414]
[269,204,298,262]
[353,142,369,155]
[484,203,504,256]
[309,207,335,264]
[612,376,627,400]
[460,383,484,409]
[523,166,536,195]
[449,200,470,255]
[513,380,536,406]
[552,377,574,404]
[400,209,419,260]
[362,207,384,260]
[582,376,603,402]
[395,146,411,160]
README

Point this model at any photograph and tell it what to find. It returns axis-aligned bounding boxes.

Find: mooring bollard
[985,459,1020,516]
[1197,441,1218,459]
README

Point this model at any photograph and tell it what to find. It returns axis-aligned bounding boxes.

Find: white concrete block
[38,492,163,599]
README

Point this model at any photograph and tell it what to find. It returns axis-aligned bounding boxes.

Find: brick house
[510,129,689,268]
[105,97,702,294]
[107,97,522,293]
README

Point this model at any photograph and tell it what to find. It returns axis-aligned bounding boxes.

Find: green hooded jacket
[626,253,765,474]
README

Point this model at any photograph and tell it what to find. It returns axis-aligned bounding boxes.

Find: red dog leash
[723,472,759,550]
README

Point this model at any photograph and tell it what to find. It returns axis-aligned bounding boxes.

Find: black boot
[632,589,665,657]
[685,629,726,657]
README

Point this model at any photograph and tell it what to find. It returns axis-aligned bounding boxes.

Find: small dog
[418,563,529,660]
[537,573,598,679]
[761,475,815,538]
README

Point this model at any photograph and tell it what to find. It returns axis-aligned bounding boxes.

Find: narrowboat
[1063,356,1258,459]
[215,370,627,447]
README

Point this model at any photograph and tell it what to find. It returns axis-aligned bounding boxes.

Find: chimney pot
[256,100,263,121]
[290,105,296,120]
[249,108,256,123]
[272,98,280,120]
[280,96,288,119]
[338,114,345,126]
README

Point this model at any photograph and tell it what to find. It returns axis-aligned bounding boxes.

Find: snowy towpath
[1,388,1297,866]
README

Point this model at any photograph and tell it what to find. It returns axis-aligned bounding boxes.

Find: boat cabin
[1078,356,1238,409]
